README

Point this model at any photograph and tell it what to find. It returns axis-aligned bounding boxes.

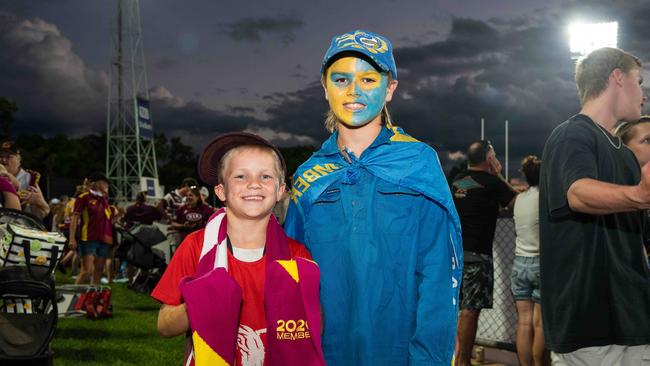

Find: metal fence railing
[475,216,517,351]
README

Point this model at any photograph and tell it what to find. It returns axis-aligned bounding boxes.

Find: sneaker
[100,277,109,284]
[57,265,67,274]
[114,277,129,283]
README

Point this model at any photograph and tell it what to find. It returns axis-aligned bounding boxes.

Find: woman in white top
[511,155,548,366]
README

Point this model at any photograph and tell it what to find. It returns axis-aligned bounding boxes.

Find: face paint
[325,57,388,127]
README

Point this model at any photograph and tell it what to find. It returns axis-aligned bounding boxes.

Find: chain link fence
[475,214,518,351]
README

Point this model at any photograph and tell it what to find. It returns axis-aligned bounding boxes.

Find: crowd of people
[0,145,221,286]
[2,30,649,366]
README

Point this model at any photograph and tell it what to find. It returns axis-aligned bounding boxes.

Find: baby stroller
[0,208,46,231]
[0,208,62,366]
[115,224,167,294]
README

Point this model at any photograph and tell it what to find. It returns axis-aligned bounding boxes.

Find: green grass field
[52,274,184,366]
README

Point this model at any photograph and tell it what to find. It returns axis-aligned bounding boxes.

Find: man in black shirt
[452,140,516,366]
[540,47,650,364]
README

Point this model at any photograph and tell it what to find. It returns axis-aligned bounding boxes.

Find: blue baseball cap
[321,30,397,80]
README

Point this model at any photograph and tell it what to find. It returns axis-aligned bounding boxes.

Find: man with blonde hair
[540,47,650,364]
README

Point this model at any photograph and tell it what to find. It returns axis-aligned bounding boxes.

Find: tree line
[17,133,315,198]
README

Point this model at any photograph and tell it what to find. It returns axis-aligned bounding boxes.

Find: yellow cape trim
[389,126,419,143]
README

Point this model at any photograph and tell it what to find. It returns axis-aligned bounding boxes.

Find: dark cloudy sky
[2,0,650,177]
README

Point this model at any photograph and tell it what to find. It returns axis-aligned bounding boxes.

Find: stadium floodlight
[569,21,618,59]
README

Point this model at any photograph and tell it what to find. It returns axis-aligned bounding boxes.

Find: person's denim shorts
[510,255,540,303]
[460,252,493,310]
[78,240,110,259]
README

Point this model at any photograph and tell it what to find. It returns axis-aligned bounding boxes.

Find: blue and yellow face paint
[325,57,389,128]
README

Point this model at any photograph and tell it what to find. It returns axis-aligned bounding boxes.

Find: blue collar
[315,127,393,158]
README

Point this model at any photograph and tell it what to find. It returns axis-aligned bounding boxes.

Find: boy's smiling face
[215,147,284,221]
[324,56,397,128]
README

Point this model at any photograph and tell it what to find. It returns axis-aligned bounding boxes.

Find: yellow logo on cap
[335,31,388,55]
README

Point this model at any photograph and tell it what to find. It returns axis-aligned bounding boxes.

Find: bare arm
[157,303,189,337]
[567,178,650,214]
[2,174,19,190]
[69,213,80,249]
[487,154,518,209]
[567,162,650,214]
[3,192,20,210]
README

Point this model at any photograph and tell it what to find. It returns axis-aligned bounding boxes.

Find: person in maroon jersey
[169,186,215,242]
[124,191,164,228]
[69,172,113,285]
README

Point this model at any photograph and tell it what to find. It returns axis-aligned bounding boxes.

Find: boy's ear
[214,184,226,202]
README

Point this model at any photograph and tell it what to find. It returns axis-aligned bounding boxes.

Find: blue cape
[288,126,462,260]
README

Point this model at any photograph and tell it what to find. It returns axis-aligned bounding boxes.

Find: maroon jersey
[73,190,112,243]
[174,203,214,240]
[124,203,163,227]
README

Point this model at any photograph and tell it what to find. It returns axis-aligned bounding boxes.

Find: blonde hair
[614,115,650,144]
[218,145,285,188]
[575,47,642,105]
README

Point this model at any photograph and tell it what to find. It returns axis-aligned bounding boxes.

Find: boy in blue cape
[284,30,463,366]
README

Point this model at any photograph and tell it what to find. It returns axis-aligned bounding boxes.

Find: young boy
[284,30,463,365]
[152,132,324,366]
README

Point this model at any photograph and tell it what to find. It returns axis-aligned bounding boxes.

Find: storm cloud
[0,11,108,135]
[218,16,305,46]
[4,0,650,175]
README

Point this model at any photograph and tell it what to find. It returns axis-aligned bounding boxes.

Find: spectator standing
[540,47,650,364]
[57,186,86,275]
[104,200,124,283]
[124,191,164,227]
[69,172,113,285]
[159,177,197,220]
[62,187,86,236]
[284,30,463,365]
[451,140,517,366]
[510,155,547,366]
[0,139,49,218]
[47,198,64,232]
[169,186,214,242]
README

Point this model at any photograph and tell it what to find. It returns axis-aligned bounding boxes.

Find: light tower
[106,0,159,202]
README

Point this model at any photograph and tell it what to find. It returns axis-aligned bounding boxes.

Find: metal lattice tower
[106,0,158,202]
